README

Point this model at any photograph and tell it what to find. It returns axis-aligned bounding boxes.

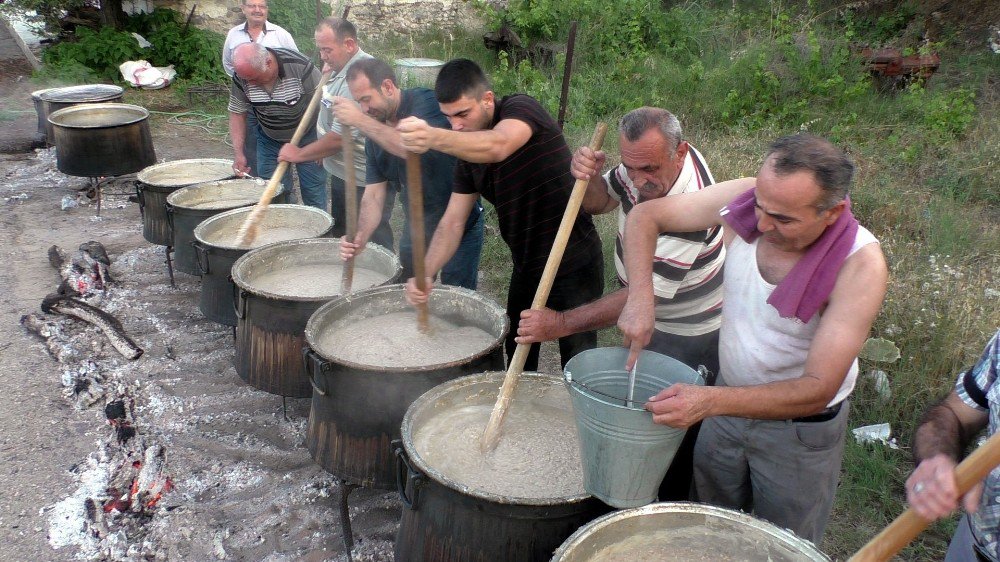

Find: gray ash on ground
[7,147,398,561]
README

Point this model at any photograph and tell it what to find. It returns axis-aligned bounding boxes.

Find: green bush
[41,8,226,83]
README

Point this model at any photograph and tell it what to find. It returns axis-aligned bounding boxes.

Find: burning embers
[101,445,174,515]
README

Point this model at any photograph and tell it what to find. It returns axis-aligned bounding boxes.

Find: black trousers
[330,175,395,251]
[504,252,604,371]
[649,328,721,502]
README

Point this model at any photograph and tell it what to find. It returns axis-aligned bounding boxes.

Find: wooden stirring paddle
[849,430,1000,561]
[405,152,431,333]
[480,122,608,453]
[340,124,358,294]
[236,69,332,247]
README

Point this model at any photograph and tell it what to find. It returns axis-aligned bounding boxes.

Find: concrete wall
[149,0,481,39]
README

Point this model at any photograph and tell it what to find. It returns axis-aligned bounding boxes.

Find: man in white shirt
[221,0,297,178]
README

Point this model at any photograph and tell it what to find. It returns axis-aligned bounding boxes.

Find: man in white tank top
[618,134,888,545]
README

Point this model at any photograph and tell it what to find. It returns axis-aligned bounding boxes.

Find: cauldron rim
[551,501,832,561]
[304,284,509,373]
[231,237,401,302]
[48,102,149,129]
[166,178,278,211]
[38,84,124,103]
[138,158,236,188]
[192,203,333,251]
[399,371,594,506]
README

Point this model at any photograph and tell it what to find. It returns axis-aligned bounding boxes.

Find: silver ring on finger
[914,482,926,494]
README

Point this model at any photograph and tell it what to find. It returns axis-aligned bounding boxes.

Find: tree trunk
[100,0,128,30]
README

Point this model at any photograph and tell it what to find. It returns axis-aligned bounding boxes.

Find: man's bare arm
[279,131,343,164]
[398,117,533,163]
[517,288,627,344]
[915,392,989,463]
[618,177,755,368]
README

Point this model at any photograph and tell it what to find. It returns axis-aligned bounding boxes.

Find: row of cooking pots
[134,159,831,561]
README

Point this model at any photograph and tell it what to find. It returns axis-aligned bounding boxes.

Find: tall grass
[364,2,1000,557]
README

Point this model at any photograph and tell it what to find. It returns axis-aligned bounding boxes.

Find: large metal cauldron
[31,88,58,143]
[165,179,289,276]
[48,103,156,178]
[137,159,235,246]
[232,238,401,397]
[303,285,507,489]
[395,372,611,562]
[192,204,333,326]
[551,502,830,561]
[37,84,124,145]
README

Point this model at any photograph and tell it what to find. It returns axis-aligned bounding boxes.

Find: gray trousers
[947,513,996,561]
[692,401,849,545]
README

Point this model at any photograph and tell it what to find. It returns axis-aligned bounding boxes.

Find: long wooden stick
[480,122,608,453]
[849,430,1000,561]
[406,152,430,333]
[340,124,358,294]
[237,69,332,246]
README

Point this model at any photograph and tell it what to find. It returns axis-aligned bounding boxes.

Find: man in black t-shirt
[334,58,483,288]
[398,58,604,369]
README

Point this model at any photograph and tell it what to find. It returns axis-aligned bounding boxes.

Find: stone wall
[148,0,482,39]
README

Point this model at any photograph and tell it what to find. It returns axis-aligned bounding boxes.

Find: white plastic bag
[119,60,177,90]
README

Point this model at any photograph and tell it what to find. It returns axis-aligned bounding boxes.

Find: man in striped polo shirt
[516,107,724,501]
[399,58,604,370]
[228,43,327,209]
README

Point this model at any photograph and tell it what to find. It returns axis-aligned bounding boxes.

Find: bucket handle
[302,347,331,396]
[392,439,424,511]
[192,240,209,275]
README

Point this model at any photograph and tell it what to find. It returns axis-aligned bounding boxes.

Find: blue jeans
[400,209,483,291]
[244,112,258,173]
[256,124,328,210]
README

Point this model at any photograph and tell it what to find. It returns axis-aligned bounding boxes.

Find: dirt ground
[0,65,405,561]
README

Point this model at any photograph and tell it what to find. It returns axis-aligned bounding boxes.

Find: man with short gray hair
[618,133,889,543]
[516,106,723,501]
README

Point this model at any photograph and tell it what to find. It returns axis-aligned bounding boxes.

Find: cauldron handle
[192,240,209,275]
[303,347,330,396]
[165,204,175,239]
[234,285,248,320]
[135,183,146,218]
[393,440,424,510]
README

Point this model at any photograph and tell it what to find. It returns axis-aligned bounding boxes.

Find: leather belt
[791,401,843,423]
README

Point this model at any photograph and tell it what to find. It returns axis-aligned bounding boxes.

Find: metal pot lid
[47,103,149,129]
[31,87,61,101]
[394,57,444,67]
[38,84,124,103]
[138,158,235,188]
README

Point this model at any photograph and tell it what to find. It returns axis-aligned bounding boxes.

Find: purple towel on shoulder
[720,187,858,323]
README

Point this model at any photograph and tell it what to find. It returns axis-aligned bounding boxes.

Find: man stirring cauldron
[618,134,888,544]
[515,107,723,502]
[228,43,327,209]
[399,58,604,370]
[333,57,484,289]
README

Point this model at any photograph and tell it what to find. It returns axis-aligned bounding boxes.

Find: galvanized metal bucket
[551,502,831,561]
[393,58,444,89]
[563,347,703,508]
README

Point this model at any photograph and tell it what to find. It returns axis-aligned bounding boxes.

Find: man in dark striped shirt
[517,107,724,501]
[399,58,604,369]
[228,43,327,209]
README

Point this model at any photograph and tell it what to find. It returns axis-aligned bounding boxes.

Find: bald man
[228,43,327,208]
